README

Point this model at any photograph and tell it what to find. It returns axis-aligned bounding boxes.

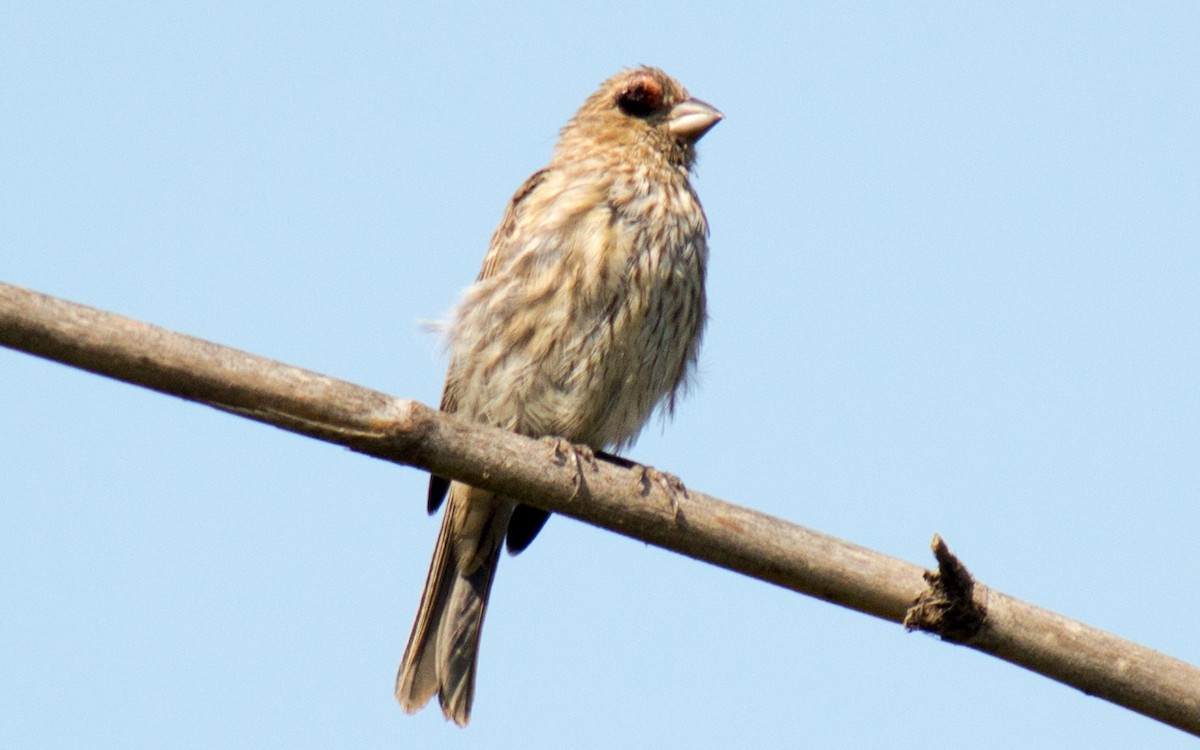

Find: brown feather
[397,66,720,725]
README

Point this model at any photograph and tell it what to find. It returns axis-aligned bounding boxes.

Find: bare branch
[2,280,1198,737]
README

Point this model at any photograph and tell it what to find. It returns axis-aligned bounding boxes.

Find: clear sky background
[3,3,1198,748]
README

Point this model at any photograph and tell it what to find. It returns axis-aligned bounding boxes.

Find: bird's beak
[667,98,723,141]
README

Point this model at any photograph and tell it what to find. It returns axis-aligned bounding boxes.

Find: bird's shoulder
[477,168,552,282]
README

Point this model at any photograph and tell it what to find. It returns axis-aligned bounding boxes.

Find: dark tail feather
[431,543,501,724]
[506,503,551,554]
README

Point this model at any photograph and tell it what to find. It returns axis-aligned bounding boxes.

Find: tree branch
[2,280,1197,737]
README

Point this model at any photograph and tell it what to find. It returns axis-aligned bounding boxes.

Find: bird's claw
[542,437,596,500]
[637,465,688,521]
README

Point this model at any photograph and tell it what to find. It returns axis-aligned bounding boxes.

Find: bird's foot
[543,437,596,500]
[637,464,689,521]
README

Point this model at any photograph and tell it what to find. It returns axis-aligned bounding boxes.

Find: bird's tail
[396,483,509,726]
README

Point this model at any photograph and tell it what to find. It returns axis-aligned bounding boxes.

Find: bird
[396,66,721,726]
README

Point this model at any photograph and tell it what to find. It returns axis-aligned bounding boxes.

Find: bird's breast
[448,169,708,450]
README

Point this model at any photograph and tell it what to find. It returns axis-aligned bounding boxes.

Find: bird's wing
[428,168,552,514]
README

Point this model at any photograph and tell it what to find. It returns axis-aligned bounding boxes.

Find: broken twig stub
[904,534,988,642]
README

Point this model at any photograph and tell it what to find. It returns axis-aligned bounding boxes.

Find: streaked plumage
[396,66,721,726]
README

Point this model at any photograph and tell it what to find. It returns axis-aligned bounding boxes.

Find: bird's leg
[542,437,596,500]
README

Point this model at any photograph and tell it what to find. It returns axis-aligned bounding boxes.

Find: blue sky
[3,3,1198,748]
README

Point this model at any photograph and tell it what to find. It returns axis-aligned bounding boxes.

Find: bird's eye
[616,76,664,118]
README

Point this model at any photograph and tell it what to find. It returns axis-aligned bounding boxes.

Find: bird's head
[558,67,722,171]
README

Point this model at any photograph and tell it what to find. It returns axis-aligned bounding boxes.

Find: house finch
[396,66,721,725]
